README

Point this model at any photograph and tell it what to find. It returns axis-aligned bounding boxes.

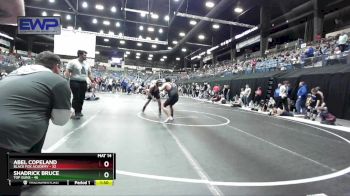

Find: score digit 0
[104,161,109,168]
[104,172,109,178]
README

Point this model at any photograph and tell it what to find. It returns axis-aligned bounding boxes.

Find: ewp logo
[17,17,61,35]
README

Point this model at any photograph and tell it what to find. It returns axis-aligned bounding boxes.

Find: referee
[65,50,93,119]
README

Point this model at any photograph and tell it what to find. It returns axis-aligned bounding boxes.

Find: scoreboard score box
[7,153,116,186]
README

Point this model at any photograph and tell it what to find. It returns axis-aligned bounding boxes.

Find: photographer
[0,51,71,195]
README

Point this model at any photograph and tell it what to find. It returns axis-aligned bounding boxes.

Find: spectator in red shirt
[251,59,257,73]
[213,85,220,94]
[253,87,263,105]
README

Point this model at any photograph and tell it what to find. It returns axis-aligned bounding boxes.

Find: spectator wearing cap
[296,81,308,114]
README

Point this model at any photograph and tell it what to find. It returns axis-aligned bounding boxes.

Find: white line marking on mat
[115,99,350,187]
[150,109,223,196]
[202,109,339,172]
[225,124,337,171]
[137,110,230,127]
[43,112,100,153]
[237,107,350,133]
[162,123,223,196]
[279,116,350,133]
[115,165,350,186]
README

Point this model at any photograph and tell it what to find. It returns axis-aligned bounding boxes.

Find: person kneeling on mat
[159,78,179,122]
[142,80,162,115]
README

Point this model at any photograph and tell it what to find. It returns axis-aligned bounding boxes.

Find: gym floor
[22,93,350,196]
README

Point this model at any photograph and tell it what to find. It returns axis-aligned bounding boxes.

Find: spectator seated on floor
[85,82,99,101]
[268,97,276,109]
[85,93,99,101]
[231,95,242,107]
[0,71,8,80]
[318,107,336,125]
[211,94,222,103]
[248,100,255,108]
[269,108,294,117]
[261,100,269,112]
[251,100,266,111]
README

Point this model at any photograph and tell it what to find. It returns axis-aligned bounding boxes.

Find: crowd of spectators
[180,33,349,80]
[85,69,154,95]
[0,51,35,80]
[179,80,336,125]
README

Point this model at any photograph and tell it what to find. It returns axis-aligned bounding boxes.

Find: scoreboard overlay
[7,153,116,186]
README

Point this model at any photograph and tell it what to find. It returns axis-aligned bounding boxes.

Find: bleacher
[179,34,349,81]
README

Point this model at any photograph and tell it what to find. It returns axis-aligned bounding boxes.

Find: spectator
[304,46,315,58]
[195,83,200,97]
[211,94,222,103]
[231,95,242,107]
[239,88,245,99]
[253,87,263,105]
[315,86,326,108]
[279,81,289,111]
[306,88,323,121]
[296,81,308,114]
[127,82,134,94]
[269,107,294,117]
[337,32,348,52]
[251,59,257,73]
[65,50,93,119]
[243,84,251,107]
[222,84,230,101]
[0,51,71,195]
[319,107,336,125]
[213,84,220,95]
[121,79,128,93]
[268,97,276,108]
[192,83,196,97]
[0,71,8,80]
[274,83,282,109]
[287,81,293,111]
[203,83,209,99]
[334,47,342,55]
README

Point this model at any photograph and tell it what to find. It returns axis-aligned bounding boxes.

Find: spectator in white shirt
[338,32,348,52]
[279,81,289,111]
[243,84,251,107]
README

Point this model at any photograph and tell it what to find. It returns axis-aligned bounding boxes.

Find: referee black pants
[70,80,87,114]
